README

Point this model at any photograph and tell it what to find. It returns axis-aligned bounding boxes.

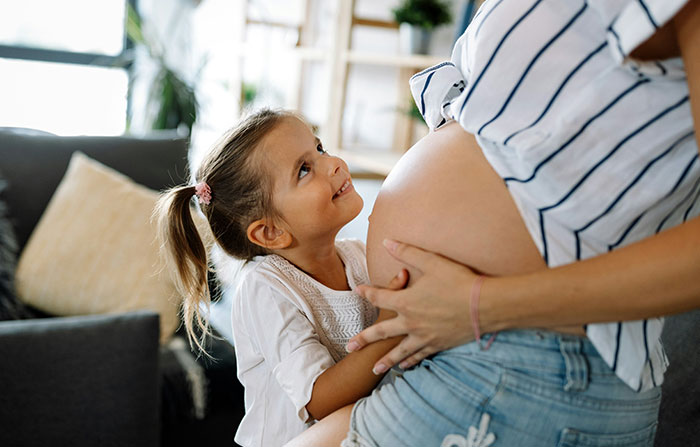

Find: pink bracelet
[470,275,496,350]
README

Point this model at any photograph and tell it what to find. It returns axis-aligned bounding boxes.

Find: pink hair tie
[194,182,211,205]
[470,275,496,350]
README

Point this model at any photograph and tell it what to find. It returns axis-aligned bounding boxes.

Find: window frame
[0,0,137,128]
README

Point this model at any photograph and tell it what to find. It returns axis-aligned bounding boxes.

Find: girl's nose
[327,156,342,176]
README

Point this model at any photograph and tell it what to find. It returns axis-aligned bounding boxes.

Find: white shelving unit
[237,0,453,176]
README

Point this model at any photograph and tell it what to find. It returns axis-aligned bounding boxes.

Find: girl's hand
[347,239,481,373]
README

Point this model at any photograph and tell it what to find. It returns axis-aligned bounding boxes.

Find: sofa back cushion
[0,128,189,250]
[14,152,187,342]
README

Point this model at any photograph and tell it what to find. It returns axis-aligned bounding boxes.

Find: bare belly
[366,122,583,335]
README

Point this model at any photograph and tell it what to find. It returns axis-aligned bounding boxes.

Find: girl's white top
[231,239,376,447]
[409,0,698,392]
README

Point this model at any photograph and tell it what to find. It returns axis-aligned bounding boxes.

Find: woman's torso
[366,122,583,335]
[369,0,699,391]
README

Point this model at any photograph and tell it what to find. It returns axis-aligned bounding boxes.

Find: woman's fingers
[398,346,437,369]
[383,239,443,273]
[386,268,409,290]
[355,284,400,310]
[346,315,406,352]
[371,336,429,373]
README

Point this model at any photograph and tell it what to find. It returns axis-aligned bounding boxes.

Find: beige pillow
[16,152,184,342]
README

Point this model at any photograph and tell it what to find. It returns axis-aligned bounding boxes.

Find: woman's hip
[343,330,661,447]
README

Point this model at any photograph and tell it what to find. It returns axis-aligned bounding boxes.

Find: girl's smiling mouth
[333,179,353,199]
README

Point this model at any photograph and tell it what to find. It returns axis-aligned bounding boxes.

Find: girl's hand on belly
[348,239,484,374]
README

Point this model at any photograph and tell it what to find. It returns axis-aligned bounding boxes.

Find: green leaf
[392,0,453,29]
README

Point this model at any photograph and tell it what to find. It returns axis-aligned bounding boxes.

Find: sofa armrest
[0,311,160,447]
[655,309,700,445]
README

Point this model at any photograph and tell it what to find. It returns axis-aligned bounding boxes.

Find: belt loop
[559,336,589,392]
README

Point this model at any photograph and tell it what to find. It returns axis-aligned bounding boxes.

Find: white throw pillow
[15,152,183,342]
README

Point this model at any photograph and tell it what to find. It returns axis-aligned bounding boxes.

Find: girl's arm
[304,269,407,421]
[349,0,700,372]
[306,307,403,420]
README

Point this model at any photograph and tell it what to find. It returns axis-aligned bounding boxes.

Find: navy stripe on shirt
[655,61,667,76]
[573,132,693,260]
[478,3,588,136]
[608,150,697,250]
[612,322,623,372]
[410,62,454,82]
[683,182,700,221]
[504,41,608,146]
[656,168,700,232]
[475,0,507,38]
[459,0,544,118]
[505,79,651,184]
[607,25,626,59]
[420,71,436,116]
[537,96,688,263]
[638,0,659,29]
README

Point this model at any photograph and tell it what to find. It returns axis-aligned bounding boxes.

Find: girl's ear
[246,219,292,250]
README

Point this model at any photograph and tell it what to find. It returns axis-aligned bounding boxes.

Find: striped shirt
[410,0,697,391]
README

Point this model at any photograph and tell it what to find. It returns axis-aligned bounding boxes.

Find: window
[0,0,131,135]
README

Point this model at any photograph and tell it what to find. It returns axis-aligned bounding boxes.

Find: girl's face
[262,116,363,243]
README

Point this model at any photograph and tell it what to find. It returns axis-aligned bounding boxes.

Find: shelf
[234,0,449,177]
[352,17,398,29]
[344,50,446,68]
[290,47,447,67]
[292,46,329,62]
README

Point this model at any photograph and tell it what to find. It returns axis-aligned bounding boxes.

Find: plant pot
[399,23,432,55]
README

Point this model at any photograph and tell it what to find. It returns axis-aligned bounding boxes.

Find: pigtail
[154,108,295,355]
[155,185,212,354]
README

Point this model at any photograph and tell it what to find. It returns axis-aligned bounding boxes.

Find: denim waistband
[445,329,614,392]
[485,329,596,353]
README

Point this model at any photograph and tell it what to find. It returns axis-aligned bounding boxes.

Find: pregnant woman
[288,0,700,445]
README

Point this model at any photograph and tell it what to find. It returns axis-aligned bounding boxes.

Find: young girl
[156,108,406,447]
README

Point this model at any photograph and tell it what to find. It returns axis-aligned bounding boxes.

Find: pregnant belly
[366,123,585,336]
[366,122,545,288]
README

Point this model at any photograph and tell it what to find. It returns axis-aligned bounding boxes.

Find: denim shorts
[342,330,661,447]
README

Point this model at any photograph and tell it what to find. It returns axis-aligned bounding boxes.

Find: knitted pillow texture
[15,152,180,342]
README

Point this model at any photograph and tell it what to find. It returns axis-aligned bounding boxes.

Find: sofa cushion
[15,152,181,342]
[0,128,189,251]
[0,311,160,447]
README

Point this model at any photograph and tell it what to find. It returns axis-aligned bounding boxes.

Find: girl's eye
[298,163,311,180]
[317,143,326,154]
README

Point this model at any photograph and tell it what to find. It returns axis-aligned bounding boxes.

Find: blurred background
[0,2,483,445]
[1,0,480,237]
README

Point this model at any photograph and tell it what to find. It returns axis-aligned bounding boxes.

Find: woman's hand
[348,239,482,373]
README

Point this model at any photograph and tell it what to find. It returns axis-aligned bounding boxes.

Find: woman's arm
[305,270,407,421]
[349,0,700,372]
[490,0,700,331]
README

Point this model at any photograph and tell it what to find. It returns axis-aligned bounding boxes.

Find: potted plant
[392,0,453,54]
[126,4,199,137]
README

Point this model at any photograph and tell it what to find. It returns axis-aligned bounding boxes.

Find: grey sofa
[655,309,700,444]
[0,311,160,447]
[0,128,244,446]
[0,128,696,446]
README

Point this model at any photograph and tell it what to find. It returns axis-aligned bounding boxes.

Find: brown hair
[156,108,294,353]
